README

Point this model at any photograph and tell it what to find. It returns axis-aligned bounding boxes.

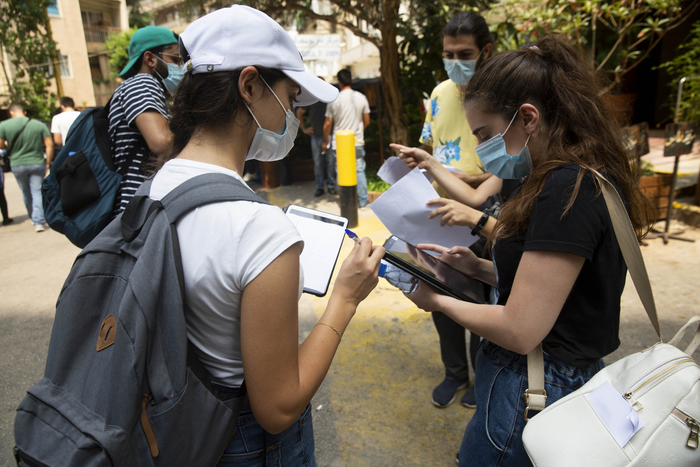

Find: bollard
[335,130,359,228]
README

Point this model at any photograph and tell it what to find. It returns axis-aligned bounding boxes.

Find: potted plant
[488,1,697,121]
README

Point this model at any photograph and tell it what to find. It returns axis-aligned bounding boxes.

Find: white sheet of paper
[378,157,466,186]
[585,381,645,447]
[377,156,412,185]
[371,168,478,249]
[285,206,347,296]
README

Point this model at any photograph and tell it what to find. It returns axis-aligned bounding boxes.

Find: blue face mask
[442,50,483,85]
[154,57,184,95]
[475,110,533,180]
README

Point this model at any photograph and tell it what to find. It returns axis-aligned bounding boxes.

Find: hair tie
[530,45,540,50]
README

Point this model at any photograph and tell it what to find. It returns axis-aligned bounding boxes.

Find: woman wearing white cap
[148,5,384,465]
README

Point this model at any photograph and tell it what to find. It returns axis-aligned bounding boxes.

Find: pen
[345,229,361,244]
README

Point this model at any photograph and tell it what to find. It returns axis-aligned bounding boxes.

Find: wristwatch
[471,212,490,236]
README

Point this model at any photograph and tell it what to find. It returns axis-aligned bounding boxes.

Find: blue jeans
[311,135,335,190]
[459,340,604,467]
[217,396,316,467]
[13,164,45,225]
[328,145,368,206]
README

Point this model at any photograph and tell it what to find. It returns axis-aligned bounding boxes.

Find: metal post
[336,129,358,228]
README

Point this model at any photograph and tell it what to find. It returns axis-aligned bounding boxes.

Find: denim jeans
[12,164,45,225]
[216,394,316,467]
[459,340,604,467]
[311,135,335,190]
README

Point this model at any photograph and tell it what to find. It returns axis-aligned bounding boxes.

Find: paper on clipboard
[285,205,348,297]
[370,168,478,249]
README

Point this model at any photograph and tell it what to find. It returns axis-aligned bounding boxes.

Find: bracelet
[471,212,490,236]
[315,322,341,341]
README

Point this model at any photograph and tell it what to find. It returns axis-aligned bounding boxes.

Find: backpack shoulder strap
[159,173,270,223]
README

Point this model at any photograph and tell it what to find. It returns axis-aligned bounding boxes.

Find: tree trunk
[378,2,408,147]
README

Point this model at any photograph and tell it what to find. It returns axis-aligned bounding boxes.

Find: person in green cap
[109,26,182,213]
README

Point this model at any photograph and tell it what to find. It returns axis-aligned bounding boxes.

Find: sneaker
[461,385,476,408]
[314,188,324,197]
[2,218,13,225]
[35,224,45,232]
[432,378,468,408]
[327,187,337,195]
[455,451,459,464]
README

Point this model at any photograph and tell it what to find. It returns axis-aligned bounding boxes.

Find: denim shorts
[216,386,316,467]
[459,340,604,467]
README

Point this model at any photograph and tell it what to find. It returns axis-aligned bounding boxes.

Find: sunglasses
[160,53,183,66]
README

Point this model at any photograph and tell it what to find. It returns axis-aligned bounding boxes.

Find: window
[47,0,59,16]
[81,10,103,27]
[57,51,71,78]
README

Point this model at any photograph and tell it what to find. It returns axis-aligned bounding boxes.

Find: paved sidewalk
[1,173,699,466]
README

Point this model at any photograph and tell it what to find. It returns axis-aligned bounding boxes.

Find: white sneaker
[35,224,46,232]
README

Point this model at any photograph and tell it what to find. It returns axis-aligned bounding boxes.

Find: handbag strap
[524,170,661,420]
[7,118,31,153]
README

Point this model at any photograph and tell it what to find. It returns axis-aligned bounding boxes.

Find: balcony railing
[84,25,122,43]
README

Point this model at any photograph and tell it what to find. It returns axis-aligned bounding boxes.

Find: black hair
[150,65,286,173]
[60,96,75,108]
[337,69,352,87]
[442,11,494,51]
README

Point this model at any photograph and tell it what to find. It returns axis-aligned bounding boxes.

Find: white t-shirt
[150,159,304,388]
[325,88,370,149]
[50,110,81,143]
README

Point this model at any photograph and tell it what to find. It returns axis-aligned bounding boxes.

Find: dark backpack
[42,99,145,248]
[15,173,268,467]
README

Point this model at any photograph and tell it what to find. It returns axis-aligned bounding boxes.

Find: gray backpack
[14,173,269,466]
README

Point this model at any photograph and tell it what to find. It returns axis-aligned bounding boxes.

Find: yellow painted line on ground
[308,214,474,465]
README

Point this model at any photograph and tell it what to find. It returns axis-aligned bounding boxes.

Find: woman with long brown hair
[404,35,653,466]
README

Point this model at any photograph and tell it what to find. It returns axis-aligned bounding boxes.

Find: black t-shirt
[492,164,628,367]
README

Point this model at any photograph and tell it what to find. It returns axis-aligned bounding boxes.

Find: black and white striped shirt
[108,73,168,213]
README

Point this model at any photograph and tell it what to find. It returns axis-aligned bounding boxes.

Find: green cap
[119,26,178,79]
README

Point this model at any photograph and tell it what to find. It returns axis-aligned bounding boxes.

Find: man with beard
[109,26,180,213]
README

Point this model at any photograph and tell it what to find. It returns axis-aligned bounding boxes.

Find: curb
[672,201,700,228]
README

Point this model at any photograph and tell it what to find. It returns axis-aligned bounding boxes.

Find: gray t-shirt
[325,89,370,149]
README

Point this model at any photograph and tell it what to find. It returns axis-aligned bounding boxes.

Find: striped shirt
[108,73,168,213]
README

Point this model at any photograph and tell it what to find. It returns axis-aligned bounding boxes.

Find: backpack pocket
[146,369,239,466]
[54,151,101,216]
[14,377,136,467]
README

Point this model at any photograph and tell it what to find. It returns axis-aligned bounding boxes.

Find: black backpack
[15,173,267,466]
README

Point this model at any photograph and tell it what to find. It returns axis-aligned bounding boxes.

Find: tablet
[382,235,485,304]
[284,205,348,297]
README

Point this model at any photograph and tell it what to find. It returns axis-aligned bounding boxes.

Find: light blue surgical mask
[442,50,483,85]
[475,110,533,180]
[154,57,184,95]
[244,77,300,162]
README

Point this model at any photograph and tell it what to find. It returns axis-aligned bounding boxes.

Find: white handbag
[522,171,700,466]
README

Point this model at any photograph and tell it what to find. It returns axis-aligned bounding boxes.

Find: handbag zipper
[672,407,699,449]
[622,357,696,404]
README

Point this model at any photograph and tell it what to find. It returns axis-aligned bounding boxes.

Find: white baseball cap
[179,5,339,106]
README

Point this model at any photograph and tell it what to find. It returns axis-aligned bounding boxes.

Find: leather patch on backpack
[97,314,116,352]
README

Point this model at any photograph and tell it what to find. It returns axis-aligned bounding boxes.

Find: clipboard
[382,235,485,304]
[284,205,348,297]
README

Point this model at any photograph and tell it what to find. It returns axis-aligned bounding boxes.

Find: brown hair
[463,35,653,243]
[149,65,286,173]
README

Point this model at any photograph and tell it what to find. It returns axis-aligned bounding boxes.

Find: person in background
[404,36,653,466]
[0,149,12,225]
[0,103,53,232]
[323,69,370,207]
[109,26,180,213]
[50,96,81,154]
[391,11,494,410]
[297,78,333,197]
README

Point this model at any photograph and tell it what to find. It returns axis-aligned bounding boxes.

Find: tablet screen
[383,236,485,304]
[285,205,348,297]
